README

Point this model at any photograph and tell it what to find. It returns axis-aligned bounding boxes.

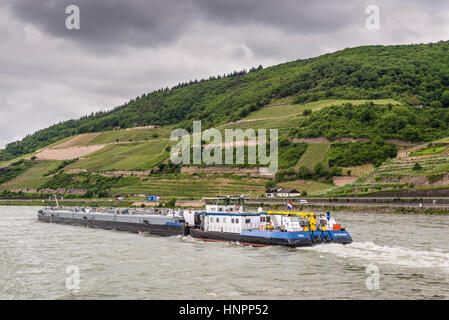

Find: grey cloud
[4,0,369,52]
[195,0,364,34]
[5,0,449,54]
[5,0,200,51]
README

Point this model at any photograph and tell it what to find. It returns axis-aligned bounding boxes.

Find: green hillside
[2,41,449,200]
[3,41,449,161]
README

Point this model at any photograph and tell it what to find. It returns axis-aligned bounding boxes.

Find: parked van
[299,199,308,204]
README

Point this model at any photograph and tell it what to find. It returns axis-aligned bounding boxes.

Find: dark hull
[189,229,326,247]
[37,214,186,237]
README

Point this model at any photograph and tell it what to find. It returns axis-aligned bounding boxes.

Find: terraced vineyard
[278,179,334,195]
[327,152,449,196]
[221,117,300,136]
[296,143,330,170]
[109,174,266,199]
[342,163,375,176]
[244,98,402,120]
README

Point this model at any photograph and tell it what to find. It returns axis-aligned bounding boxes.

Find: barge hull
[190,229,316,247]
[38,214,185,237]
[189,229,352,247]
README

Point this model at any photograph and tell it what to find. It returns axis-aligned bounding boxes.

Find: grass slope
[88,126,175,145]
[0,160,62,191]
[66,141,170,171]
[244,98,401,120]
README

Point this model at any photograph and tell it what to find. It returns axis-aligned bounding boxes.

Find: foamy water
[300,241,449,273]
[0,206,448,299]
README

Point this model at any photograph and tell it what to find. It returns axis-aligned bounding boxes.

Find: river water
[0,206,448,300]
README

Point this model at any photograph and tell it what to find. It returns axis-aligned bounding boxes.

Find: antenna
[53,194,59,208]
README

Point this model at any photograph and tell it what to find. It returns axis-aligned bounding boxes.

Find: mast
[53,194,59,208]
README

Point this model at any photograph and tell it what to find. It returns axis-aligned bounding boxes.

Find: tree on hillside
[442,90,449,107]
[430,101,443,108]
[302,109,312,116]
[298,166,311,179]
[413,162,422,171]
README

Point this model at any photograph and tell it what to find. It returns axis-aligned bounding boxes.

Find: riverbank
[1,199,448,215]
[0,199,134,207]
[246,203,449,215]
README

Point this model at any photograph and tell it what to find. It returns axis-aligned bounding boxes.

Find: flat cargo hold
[38,207,187,237]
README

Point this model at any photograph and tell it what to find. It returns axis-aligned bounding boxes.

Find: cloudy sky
[1,0,449,148]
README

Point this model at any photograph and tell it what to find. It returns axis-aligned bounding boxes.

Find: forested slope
[2,41,449,161]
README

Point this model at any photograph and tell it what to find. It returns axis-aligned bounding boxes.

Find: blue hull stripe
[165,222,183,226]
[240,230,351,240]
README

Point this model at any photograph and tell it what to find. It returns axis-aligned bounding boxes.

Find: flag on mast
[287,201,293,209]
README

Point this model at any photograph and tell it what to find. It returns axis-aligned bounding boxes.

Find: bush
[97,190,108,198]
[265,179,276,189]
[427,173,444,184]
[302,109,312,116]
[328,141,397,167]
[166,198,177,208]
[298,166,312,179]
[412,162,422,171]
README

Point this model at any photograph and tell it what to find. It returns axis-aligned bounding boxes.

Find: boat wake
[299,241,449,272]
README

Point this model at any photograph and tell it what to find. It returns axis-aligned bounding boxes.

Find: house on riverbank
[265,187,300,197]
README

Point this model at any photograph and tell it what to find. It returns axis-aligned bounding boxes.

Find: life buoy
[235,205,240,210]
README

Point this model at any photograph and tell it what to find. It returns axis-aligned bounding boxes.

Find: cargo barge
[38,205,187,237]
[37,195,352,247]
